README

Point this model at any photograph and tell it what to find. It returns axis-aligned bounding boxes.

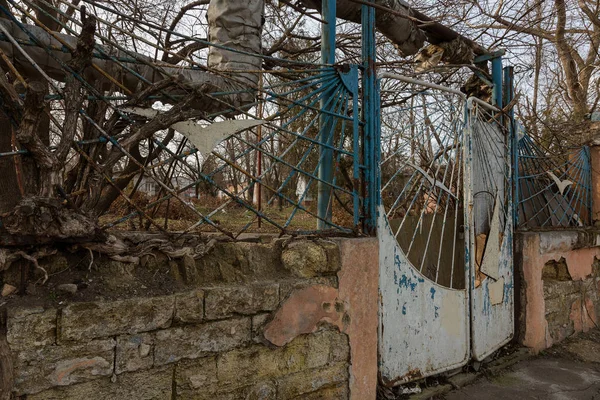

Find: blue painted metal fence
[514,134,592,229]
[3,0,569,240]
[0,0,382,237]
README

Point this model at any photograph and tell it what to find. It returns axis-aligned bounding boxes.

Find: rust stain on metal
[402,368,423,381]
[379,368,423,388]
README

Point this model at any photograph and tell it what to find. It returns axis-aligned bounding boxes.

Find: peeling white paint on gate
[470,204,514,361]
[378,205,469,386]
[466,117,514,361]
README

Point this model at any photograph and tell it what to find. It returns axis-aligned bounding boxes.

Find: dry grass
[102,193,356,234]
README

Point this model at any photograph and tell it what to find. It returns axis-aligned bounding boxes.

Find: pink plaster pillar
[336,238,379,400]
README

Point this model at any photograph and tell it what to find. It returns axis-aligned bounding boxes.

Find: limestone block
[204,282,279,320]
[174,290,204,324]
[305,331,334,369]
[59,296,175,342]
[543,279,580,299]
[13,339,115,395]
[298,384,349,400]
[7,307,57,350]
[154,317,250,365]
[175,356,219,396]
[276,363,348,399]
[315,239,341,272]
[216,332,334,386]
[178,380,277,400]
[328,331,350,363]
[115,333,154,374]
[25,366,173,400]
[251,313,270,343]
[281,241,330,278]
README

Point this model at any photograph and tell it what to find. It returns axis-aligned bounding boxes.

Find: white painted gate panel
[466,105,514,361]
[377,79,515,385]
[377,81,470,385]
[470,219,514,360]
[378,208,469,385]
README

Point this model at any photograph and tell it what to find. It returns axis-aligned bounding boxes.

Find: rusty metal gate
[377,70,514,385]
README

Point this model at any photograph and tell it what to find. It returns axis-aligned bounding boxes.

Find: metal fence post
[491,56,503,109]
[583,146,593,224]
[503,66,517,227]
[316,0,336,229]
[361,0,378,234]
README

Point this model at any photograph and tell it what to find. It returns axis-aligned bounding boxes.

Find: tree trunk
[0,117,22,213]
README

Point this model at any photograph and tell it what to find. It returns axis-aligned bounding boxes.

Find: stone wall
[0,235,378,399]
[517,231,600,352]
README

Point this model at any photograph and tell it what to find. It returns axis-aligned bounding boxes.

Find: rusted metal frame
[144,133,187,228]
[541,153,586,227]
[256,73,264,227]
[325,87,355,220]
[517,137,580,227]
[432,113,464,284]
[466,98,515,362]
[404,104,462,264]
[469,104,511,230]
[115,73,337,178]
[205,71,338,123]
[150,94,356,233]
[268,84,353,201]
[516,137,554,227]
[387,101,462,244]
[211,151,353,233]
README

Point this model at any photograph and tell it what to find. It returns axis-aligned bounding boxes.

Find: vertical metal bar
[504,66,517,227]
[256,73,264,228]
[352,67,361,227]
[491,56,503,108]
[362,0,378,233]
[584,145,592,225]
[316,0,336,229]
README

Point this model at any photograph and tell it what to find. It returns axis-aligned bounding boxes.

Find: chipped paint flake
[480,196,502,280]
[488,277,505,305]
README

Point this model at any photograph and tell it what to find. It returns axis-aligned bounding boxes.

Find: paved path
[443,331,600,400]
[444,358,600,399]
